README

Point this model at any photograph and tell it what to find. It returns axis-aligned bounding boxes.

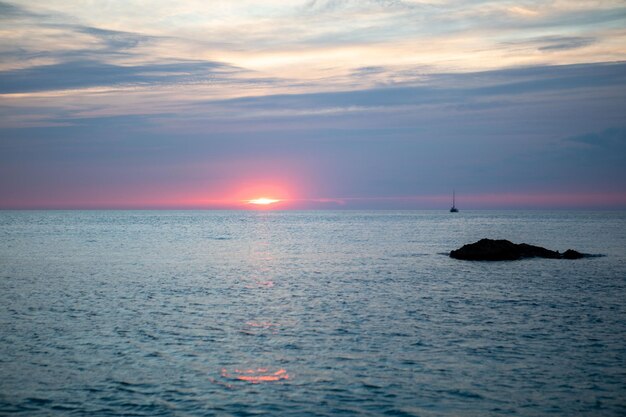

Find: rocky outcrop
[562,249,585,259]
[450,239,585,261]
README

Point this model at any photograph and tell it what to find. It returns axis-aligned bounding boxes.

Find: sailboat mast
[450,190,459,212]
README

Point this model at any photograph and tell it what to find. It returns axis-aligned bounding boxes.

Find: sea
[1,210,625,416]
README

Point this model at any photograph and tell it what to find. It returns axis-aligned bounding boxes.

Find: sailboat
[450,190,459,213]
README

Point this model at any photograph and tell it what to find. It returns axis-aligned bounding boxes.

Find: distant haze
[1,1,625,209]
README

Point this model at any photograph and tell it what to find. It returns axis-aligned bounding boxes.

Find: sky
[0,0,625,209]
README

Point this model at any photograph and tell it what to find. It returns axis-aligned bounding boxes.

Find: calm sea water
[1,210,625,416]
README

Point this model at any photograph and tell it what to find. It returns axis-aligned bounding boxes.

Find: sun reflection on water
[221,368,289,383]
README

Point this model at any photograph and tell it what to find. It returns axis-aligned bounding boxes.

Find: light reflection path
[221,368,290,384]
[222,212,290,384]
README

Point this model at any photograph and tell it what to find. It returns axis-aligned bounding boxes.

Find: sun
[248,197,281,205]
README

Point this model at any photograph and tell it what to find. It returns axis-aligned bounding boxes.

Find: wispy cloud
[503,35,597,52]
[0,60,238,94]
[566,127,626,149]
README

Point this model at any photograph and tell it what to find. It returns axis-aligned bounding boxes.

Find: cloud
[503,35,597,52]
[302,0,424,13]
[0,0,39,19]
[0,59,238,93]
[506,6,540,18]
[566,127,626,149]
[0,1,21,16]
[73,26,153,51]
[537,36,596,51]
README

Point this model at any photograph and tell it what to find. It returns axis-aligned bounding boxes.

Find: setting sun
[248,198,281,205]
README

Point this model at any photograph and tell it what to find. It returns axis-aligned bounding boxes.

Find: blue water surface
[1,210,625,416]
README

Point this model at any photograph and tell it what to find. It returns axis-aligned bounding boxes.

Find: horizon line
[2,192,626,211]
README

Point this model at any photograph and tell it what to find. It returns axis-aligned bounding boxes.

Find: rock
[562,249,584,259]
[450,239,585,261]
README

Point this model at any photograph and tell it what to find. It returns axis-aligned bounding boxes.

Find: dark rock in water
[450,239,585,261]
[562,249,584,259]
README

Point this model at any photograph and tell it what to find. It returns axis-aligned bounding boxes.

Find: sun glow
[248,197,280,205]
